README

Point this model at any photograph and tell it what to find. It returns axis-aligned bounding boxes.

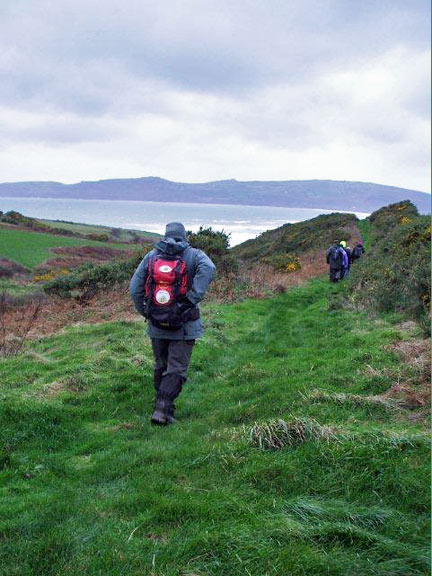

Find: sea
[0,197,369,246]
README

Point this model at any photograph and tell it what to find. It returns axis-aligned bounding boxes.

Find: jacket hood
[155,237,189,256]
[165,222,187,240]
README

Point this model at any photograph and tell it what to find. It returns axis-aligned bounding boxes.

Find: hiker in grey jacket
[130,222,216,425]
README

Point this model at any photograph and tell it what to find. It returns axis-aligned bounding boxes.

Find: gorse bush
[368,200,419,241]
[263,253,302,273]
[43,249,150,298]
[232,212,360,262]
[33,270,67,283]
[187,226,238,275]
[351,201,430,330]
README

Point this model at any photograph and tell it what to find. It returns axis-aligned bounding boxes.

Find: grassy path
[357,218,372,249]
[0,279,429,575]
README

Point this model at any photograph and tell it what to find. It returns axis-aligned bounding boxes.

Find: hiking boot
[151,399,171,425]
[166,403,178,424]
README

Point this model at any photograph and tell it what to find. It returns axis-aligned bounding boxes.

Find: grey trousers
[151,339,195,401]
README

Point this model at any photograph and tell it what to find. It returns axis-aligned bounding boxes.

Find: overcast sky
[0,0,430,191]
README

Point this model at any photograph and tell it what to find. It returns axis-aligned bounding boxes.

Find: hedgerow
[43,250,149,298]
[351,202,430,330]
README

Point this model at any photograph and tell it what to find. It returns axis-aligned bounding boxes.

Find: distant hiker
[351,241,365,262]
[130,222,216,425]
[326,241,344,282]
[339,240,351,278]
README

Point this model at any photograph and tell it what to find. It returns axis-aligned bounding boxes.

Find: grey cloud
[0,0,429,192]
[0,0,429,112]
[1,116,120,145]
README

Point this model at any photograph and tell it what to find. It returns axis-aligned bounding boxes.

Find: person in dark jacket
[351,241,365,262]
[130,222,216,425]
[326,241,344,282]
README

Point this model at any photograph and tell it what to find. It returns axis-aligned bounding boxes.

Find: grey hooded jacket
[130,238,216,340]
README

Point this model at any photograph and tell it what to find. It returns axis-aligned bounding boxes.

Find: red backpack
[145,255,190,329]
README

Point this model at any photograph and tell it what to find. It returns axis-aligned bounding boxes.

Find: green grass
[0,278,429,575]
[0,227,135,269]
[357,218,372,249]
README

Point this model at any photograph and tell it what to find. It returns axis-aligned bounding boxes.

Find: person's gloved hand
[142,299,149,319]
[176,297,194,315]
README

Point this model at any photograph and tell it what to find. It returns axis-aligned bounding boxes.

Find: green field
[37,219,161,242]
[0,226,136,269]
[0,278,429,575]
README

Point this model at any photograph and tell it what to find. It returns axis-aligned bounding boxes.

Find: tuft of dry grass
[250,417,337,450]
[250,417,430,452]
[110,422,137,432]
[303,389,402,411]
[303,337,431,422]
[382,338,431,411]
[43,380,66,398]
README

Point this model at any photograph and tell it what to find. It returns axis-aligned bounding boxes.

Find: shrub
[368,200,419,241]
[187,226,238,275]
[33,271,60,283]
[0,210,30,225]
[88,233,110,242]
[43,249,150,298]
[350,205,430,329]
[232,212,359,263]
[263,253,301,273]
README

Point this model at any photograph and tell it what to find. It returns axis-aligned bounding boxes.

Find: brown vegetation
[35,246,135,274]
[19,286,135,338]
[0,258,28,278]
[382,338,431,415]
[0,292,41,356]
[208,250,327,302]
[0,249,328,340]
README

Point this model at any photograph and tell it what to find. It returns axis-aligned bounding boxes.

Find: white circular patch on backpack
[159,265,173,273]
[155,289,171,304]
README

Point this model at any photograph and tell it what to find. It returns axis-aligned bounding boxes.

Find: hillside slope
[232,212,361,262]
[0,210,160,244]
[0,227,135,270]
[0,278,429,576]
[350,201,431,329]
[0,177,429,213]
